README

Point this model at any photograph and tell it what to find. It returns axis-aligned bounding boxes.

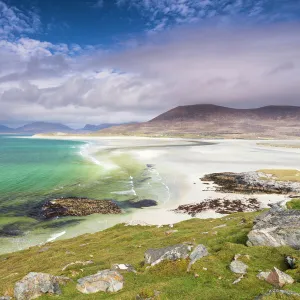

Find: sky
[0,0,300,127]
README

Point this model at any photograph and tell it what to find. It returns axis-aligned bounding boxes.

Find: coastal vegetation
[1,210,300,299]
[258,170,300,183]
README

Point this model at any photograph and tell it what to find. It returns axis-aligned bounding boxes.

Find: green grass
[258,169,300,182]
[1,211,300,299]
[286,199,300,210]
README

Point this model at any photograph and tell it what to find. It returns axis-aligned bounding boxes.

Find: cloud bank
[0,0,300,126]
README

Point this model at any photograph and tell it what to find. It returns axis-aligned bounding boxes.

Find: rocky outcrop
[145,244,191,266]
[173,198,260,216]
[122,199,158,209]
[247,204,300,249]
[187,244,209,272]
[42,198,122,218]
[76,270,123,294]
[14,272,70,300]
[201,172,300,194]
[257,267,294,288]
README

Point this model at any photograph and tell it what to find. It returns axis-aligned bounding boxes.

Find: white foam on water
[47,231,66,242]
[78,143,118,170]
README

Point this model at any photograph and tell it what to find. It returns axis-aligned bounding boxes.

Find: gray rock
[76,270,123,294]
[0,297,11,300]
[229,260,248,274]
[111,264,137,273]
[187,244,209,272]
[257,271,270,281]
[145,244,190,266]
[285,255,297,269]
[14,272,70,300]
[254,289,300,300]
[247,204,300,249]
[266,267,294,287]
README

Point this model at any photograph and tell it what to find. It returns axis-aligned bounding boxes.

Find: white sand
[65,137,300,226]
[8,137,299,253]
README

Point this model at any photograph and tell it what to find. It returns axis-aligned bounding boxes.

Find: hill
[15,122,74,134]
[97,105,300,139]
[1,210,300,299]
[0,125,15,133]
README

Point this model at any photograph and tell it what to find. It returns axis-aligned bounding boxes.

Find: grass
[1,211,300,299]
[258,169,300,182]
[286,199,300,210]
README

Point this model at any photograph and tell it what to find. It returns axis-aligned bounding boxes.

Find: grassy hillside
[1,211,300,299]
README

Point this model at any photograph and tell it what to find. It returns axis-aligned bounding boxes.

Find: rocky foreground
[201,171,300,194]
[247,203,300,249]
[3,204,300,299]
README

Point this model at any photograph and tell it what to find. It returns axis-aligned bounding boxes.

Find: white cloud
[0,1,41,39]
[0,22,300,126]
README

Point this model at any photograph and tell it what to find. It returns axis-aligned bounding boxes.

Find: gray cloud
[267,62,295,76]
[1,23,300,126]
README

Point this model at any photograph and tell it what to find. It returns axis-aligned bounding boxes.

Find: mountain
[97,104,300,139]
[82,122,138,132]
[82,123,124,131]
[16,122,74,134]
[0,125,15,133]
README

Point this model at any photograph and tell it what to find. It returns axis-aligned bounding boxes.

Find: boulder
[76,270,123,294]
[14,272,70,300]
[187,244,209,272]
[247,204,300,249]
[145,244,190,266]
[229,260,248,274]
[266,267,294,288]
[0,297,11,300]
[257,271,270,281]
[254,289,300,299]
[285,255,297,269]
[111,264,137,273]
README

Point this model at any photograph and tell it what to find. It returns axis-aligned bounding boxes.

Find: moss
[258,169,300,182]
[1,211,300,299]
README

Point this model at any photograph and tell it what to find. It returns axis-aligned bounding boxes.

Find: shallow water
[0,136,178,254]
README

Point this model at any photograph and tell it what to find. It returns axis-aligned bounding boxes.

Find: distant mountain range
[3,105,300,138]
[97,104,300,139]
[0,122,124,134]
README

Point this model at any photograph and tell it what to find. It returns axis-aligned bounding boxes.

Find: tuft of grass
[286,199,300,210]
[1,211,300,299]
[258,169,300,182]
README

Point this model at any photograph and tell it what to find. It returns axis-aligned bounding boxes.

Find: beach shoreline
[1,136,300,254]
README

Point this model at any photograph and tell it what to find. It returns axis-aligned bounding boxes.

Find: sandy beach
[36,136,300,223]
[2,136,300,255]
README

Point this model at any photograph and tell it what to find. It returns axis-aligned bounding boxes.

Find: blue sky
[1,0,300,126]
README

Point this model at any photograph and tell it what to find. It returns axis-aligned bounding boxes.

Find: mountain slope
[16,122,74,134]
[97,105,300,139]
[0,125,14,133]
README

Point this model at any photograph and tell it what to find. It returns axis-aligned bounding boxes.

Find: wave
[47,231,66,242]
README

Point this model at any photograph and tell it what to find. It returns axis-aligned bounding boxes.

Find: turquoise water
[0,135,168,253]
[0,136,92,216]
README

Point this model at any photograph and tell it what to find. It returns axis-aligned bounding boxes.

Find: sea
[0,135,169,254]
